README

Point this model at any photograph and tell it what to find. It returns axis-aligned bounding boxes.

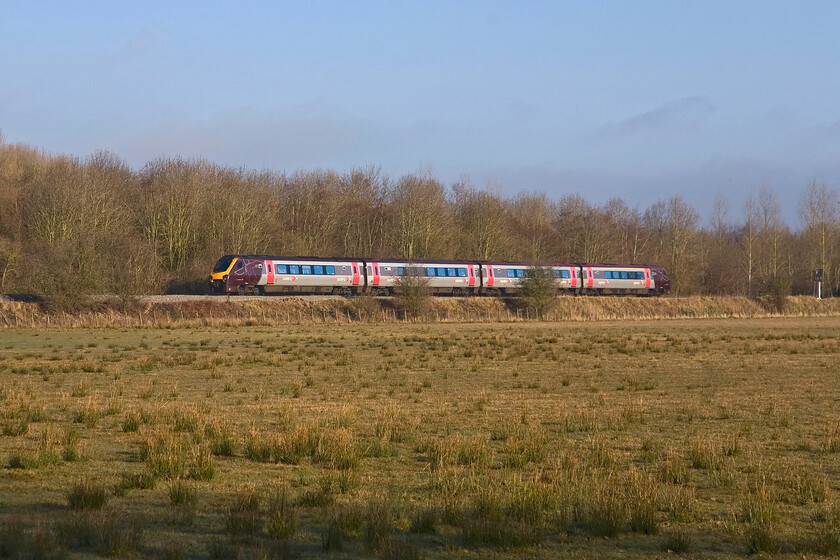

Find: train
[209,255,671,297]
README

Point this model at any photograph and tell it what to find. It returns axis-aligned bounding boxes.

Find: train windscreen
[213,255,235,273]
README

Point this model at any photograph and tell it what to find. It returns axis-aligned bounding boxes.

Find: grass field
[1,317,840,558]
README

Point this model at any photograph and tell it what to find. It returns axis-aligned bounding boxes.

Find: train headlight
[222,275,228,282]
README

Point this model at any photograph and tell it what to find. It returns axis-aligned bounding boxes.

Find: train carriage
[210,255,363,295]
[479,262,580,295]
[366,260,480,296]
[580,264,669,296]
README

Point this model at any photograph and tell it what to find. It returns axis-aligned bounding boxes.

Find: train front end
[209,255,237,294]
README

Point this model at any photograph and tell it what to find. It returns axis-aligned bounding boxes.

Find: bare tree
[705,193,739,294]
[756,186,789,288]
[387,174,453,259]
[509,193,558,261]
[555,194,605,262]
[205,167,275,256]
[799,180,839,295]
[642,197,699,295]
[0,238,20,292]
[605,197,646,263]
[138,158,207,274]
[336,166,388,257]
[452,182,511,260]
[740,193,758,297]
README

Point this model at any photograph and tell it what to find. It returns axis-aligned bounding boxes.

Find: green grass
[1,317,840,558]
[67,479,108,510]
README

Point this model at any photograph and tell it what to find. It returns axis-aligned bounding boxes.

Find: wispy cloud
[598,96,716,138]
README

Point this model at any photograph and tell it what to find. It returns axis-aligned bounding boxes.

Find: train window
[397,267,404,276]
[301,265,312,275]
[275,264,287,274]
[427,268,436,276]
[447,268,456,277]
[213,255,235,272]
[289,265,300,274]
[313,265,323,275]
[434,268,444,276]
[562,270,570,278]
[506,269,514,278]
[458,268,467,277]
[267,264,272,273]
[619,271,627,279]
[326,266,335,275]
[516,269,525,278]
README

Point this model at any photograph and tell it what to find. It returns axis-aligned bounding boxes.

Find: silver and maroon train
[209,255,670,296]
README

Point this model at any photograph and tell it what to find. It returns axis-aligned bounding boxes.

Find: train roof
[581,263,665,269]
[365,258,482,265]
[480,261,577,267]
[216,255,666,271]
[219,255,365,262]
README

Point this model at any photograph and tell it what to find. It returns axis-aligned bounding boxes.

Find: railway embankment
[1,294,839,328]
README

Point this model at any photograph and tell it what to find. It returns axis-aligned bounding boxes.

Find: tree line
[0,138,838,297]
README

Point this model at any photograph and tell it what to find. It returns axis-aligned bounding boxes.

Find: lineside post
[814,269,823,299]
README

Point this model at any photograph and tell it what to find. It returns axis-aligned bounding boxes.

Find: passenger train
[209,255,670,297]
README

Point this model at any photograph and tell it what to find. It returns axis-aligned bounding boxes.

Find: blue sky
[2,1,840,224]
